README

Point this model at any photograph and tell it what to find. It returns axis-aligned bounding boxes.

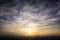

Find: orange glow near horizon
[12,27,59,37]
[0,27,60,37]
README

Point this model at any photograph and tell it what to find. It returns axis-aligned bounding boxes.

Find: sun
[26,28,34,36]
[28,28,32,34]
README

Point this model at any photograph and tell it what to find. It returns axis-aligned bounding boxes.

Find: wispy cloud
[0,0,60,36]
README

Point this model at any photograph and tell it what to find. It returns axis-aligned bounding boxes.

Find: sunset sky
[0,0,60,37]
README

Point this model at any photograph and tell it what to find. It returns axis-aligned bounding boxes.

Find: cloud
[2,4,58,29]
[0,0,60,29]
[0,0,60,36]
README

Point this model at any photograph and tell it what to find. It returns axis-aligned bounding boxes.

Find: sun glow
[20,28,36,36]
[27,28,33,35]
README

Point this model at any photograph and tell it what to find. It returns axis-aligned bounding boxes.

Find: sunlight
[27,28,32,35]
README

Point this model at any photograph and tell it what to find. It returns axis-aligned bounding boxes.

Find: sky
[0,0,60,36]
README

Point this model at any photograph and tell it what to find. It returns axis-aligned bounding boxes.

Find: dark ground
[0,35,60,40]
